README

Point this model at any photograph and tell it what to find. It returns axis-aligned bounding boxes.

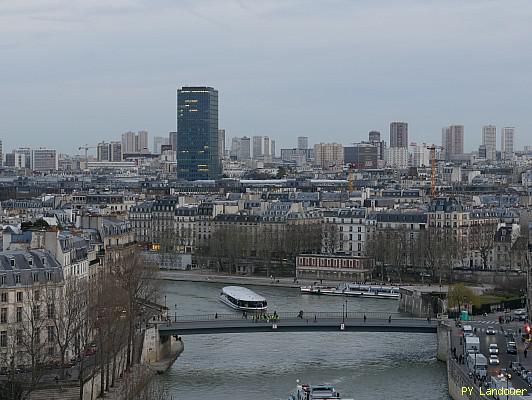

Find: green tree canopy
[447,283,480,311]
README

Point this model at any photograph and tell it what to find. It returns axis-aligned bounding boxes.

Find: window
[0,308,7,323]
[0,331,7,347]
[16,292,23,302]
[10,259,15,267]
[16,329,23,346]
[0,293,6,303]
[34,290,40,302]
[47,303,55,319]
[15,275,21,284]
[33,273,39,282]
[33,305,40,321]
[47,326,55,342]
[0,276,5,285]
[16,307,22,322]
[46,272,52,281]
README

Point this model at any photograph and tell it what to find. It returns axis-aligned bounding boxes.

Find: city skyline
[1,1,531,153]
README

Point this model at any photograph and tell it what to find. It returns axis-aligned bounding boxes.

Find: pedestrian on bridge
[364,314,366,323]
[388,315,391,323]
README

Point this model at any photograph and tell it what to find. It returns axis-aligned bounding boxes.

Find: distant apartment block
[384,147,409,169]
[230,136,251,160]
[97,141,122,162]
[31,148,58,172]
[298,136,309,150]
[218,129,226,159]
[314,143,344,170]
[153,136,170,154]
[482,125,497,161]
[390,122,408,148]
[501,127,515,160]
[344,143,378,168]
[121,130,149,154]
[442,125,464,160]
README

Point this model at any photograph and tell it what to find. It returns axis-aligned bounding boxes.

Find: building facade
[442,125,464,161]
[176,86,220,180]
[31,149,58,172]
[501,127,515,160]
[314,143,344,170]
[390,122,408,148]
[482,125,497,161]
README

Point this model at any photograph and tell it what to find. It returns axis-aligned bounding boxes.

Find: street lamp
[174,304,177,322]
[506,373,512,400]
[345,299,348,320]
[342,304,345,323]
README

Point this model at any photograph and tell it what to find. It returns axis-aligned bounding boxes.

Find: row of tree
[0,246,159,400]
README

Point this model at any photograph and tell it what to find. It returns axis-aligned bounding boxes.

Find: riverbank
[157,269,407,289]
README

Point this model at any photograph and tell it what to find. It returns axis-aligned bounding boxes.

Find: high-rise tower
[176,86,220,180]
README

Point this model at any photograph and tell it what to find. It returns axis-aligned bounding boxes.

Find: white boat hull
[300,284,399,300]
[219,295,268,312]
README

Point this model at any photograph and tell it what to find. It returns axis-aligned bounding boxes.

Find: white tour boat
[288,383,353,400]
[300,282,399,300]
[219,286,268,311]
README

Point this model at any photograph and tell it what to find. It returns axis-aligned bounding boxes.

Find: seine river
[156,280,450,400]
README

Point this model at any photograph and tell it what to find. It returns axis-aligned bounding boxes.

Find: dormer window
[10,259,15,267]
[29,258,33,266]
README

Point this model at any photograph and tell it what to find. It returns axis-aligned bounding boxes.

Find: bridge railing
[167,311,425,322]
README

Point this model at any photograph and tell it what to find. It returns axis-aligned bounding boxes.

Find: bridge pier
[141,325,184,373]
[436,319,451,362]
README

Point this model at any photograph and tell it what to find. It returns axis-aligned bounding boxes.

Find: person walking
[388,315,392,323]
[364,314,367,323]
[525,349,528,359]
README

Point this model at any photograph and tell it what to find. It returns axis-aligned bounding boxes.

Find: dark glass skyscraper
[176,86,220,180]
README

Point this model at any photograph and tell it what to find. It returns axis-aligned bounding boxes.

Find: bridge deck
[157,315,438,336]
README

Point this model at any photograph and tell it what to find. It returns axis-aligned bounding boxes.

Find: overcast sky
[1,0,531,155]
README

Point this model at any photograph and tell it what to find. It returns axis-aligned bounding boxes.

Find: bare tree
[469,224,498,270]
[49,276,89,379]
[322,223,340,254]
[110,246,160,371]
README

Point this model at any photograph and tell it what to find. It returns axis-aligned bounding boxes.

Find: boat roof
[222,286,266,302]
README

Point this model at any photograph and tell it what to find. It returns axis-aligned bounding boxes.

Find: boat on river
[288,383,353,400]
[219,286,268,311]
[300,282,399,300]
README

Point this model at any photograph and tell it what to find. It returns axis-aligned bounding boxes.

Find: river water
[156,281,450,400]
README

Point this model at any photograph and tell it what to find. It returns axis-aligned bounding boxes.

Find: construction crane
[426,144,443,197]
[78,144,96,163]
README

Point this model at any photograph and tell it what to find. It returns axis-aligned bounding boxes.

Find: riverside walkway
[157,311,438,336]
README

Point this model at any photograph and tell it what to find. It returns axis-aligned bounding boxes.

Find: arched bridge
[156,311,438,336]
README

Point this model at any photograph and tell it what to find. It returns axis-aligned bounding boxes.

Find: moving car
[507,341,518,355]
[489,344,499,355]
[486,326,496,335]
[489,355,500,365]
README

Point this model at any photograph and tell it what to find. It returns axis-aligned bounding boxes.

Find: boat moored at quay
[219,286,268,311]
[300,282,400,299]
